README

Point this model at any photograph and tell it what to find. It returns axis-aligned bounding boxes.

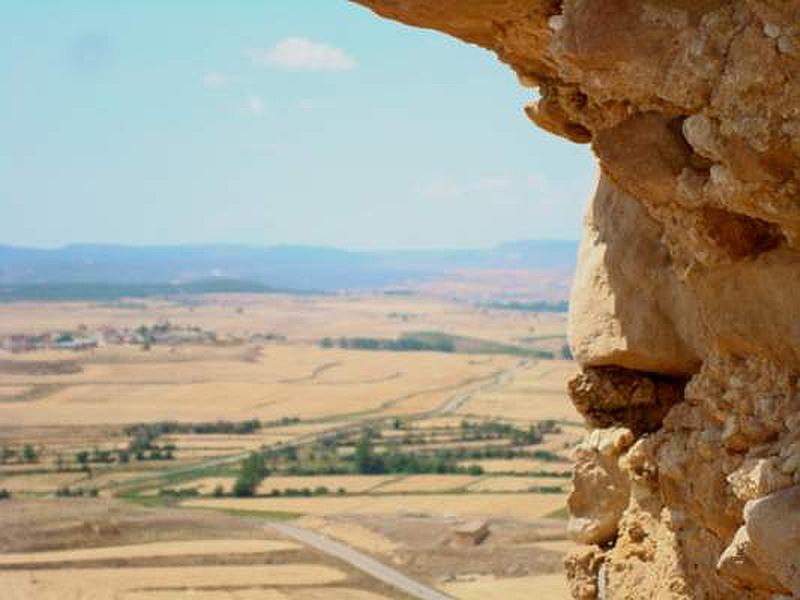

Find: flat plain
[0,293,578,599]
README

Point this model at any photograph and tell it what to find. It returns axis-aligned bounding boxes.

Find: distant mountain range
[0,241,578,293]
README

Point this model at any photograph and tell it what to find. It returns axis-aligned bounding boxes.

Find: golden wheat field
[442,574,570,600]
[371,474,479,493]
[0,472,86,493]
[0,539,298,566]
[4,565,348,599]
[157,591,388,600]
[184,491,568,520]
[456,359,582,423]
[118,590,393,600]
[0,346,513,426]
[297,516,400,555]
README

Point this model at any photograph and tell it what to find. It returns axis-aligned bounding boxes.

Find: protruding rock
[568,366,685,435]
[718,487,800,595]
[742,486,800,595]
[564,545,604,600]
[568,427,633,545]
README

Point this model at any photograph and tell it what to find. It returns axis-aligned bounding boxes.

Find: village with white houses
[0,321,228,354]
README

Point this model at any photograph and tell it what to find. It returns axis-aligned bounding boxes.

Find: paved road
[435,358,530,415]
[270,522,453,600]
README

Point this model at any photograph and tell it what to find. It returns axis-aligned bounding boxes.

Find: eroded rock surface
[353,0,800,597]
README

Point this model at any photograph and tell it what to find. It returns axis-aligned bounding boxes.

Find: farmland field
[0,347,514,426]
[183,491,569,520]
[0,293,579,599]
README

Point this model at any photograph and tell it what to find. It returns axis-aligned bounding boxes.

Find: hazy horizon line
[0,239,581,253]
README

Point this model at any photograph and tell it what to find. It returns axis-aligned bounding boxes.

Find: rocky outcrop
[568,427,634,545]
[353,0,800,597]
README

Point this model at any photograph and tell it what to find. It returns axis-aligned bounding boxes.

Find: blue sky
[1,1,594,250]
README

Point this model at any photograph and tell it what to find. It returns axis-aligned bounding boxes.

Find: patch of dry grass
[442,573,569,600]
[0,539,298,566]
[297,516,399,555]
[3,565,347,598]
[0,472,86,493]
[372,475,478,493]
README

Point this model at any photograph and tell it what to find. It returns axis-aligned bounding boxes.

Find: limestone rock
[717,526,787,593]
[564,545,604,600]
[352,0,800,597]
[741,486,800,595]
[568,427,633,545]
[568,366,685,435]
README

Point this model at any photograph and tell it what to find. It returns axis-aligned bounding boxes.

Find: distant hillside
[0,241,578,294]
[0,280,313,303]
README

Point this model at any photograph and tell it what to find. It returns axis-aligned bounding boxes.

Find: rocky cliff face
[354,1,800,597]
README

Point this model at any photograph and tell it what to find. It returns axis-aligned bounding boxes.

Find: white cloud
[248,37,356,72]
[243,95,265,116]
[526,173,547,188]
[420,178,464,200]
[297,98,317,111]
[474,175,512,192]
[420,175,513,200]
[244,142,278,154]
[203,71,231,89]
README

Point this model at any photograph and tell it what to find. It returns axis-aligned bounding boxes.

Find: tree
[354,432,384,474]
[233,452,269,497]
[22,444,37,463]
[55,332,74,344]
[74,449,88,464]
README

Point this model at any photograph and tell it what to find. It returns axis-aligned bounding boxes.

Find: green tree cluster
[233,452,270,497]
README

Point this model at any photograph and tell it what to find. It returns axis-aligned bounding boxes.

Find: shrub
[465,464,484,476]
[159,487,199,498]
